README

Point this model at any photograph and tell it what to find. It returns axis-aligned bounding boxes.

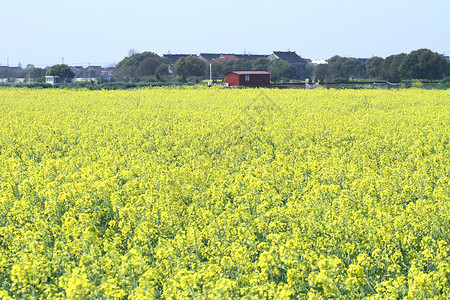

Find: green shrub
[333,77,349,83]
[438,77,450,87]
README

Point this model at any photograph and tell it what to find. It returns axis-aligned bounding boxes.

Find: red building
[224,70,271,87]
[212,54,239,63]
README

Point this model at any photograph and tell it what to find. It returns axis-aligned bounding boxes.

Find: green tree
[232,59,252,71]
[305,63,316,81]
[315,64,331,83]
[27,68,47,82]
[341,58,366,79]
[223,61,236,73]
[135,57,162,77]
[155,64,169,80]
[382,53,406,82]
[207,61,225,77]
[328,55,347,79]
[252,58,270,71]
[174,56,206,79]
[400,49,449,80]
[366,57,384,79]
[327,56,367,80]
[114,52,161,81]
[268,59,296,82]
[46,64,75,83]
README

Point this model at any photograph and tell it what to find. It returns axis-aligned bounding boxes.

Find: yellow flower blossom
[0,87,448,298]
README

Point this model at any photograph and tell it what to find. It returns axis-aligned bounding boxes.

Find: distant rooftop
[199,53,222,62]
[200,53,269,62]
[213,54,239,62]
[226,70,271,75]
[234,54,268,61]
[311,59,328,64]
[163,54,196,64]
[272,51,307,63]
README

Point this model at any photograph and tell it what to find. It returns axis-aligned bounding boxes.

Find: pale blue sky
[1,0,449,67]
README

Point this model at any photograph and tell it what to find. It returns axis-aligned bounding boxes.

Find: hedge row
[0,82,196,90]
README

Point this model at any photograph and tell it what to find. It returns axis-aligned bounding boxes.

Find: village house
[234,54,267,61]
[211,54,239,63]
[45,76,59,85]
[198,53,223,63]
[200,53,268,63]
[224,70,271,87]
[267,51,308,79]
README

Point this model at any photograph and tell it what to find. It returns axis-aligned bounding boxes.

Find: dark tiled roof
[200,53,269,62]
[0,66,20,70]
[273,51,307,63]
[234,54,268,61]
[213,54,239,62]
[199,53,223,62]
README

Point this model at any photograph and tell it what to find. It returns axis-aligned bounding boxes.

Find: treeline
[2,48,448,85]
[0,82,192,90]
[113,52,297,83]
[308,49,449,82]
[209,59,295,82]
[0,64,104,83]
[113,48,449,83]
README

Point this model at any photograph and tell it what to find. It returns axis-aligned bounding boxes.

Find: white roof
[311,59,328,65]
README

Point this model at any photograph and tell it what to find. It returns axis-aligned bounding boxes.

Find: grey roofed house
[0,66,22,80]
[234,54,268,61]
[268,51,307,63]
[89,65,104,71]
[267,51,308,80]
[0,66,20,71]
[200,53,268,63]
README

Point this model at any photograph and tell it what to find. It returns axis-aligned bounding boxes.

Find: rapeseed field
[0,87,449,299]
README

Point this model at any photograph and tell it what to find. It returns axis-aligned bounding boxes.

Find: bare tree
[128,48,138,57]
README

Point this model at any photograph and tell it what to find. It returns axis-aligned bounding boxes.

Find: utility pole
[62,57,64,64]
[208,63,212,87]
[7,57,9,67]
